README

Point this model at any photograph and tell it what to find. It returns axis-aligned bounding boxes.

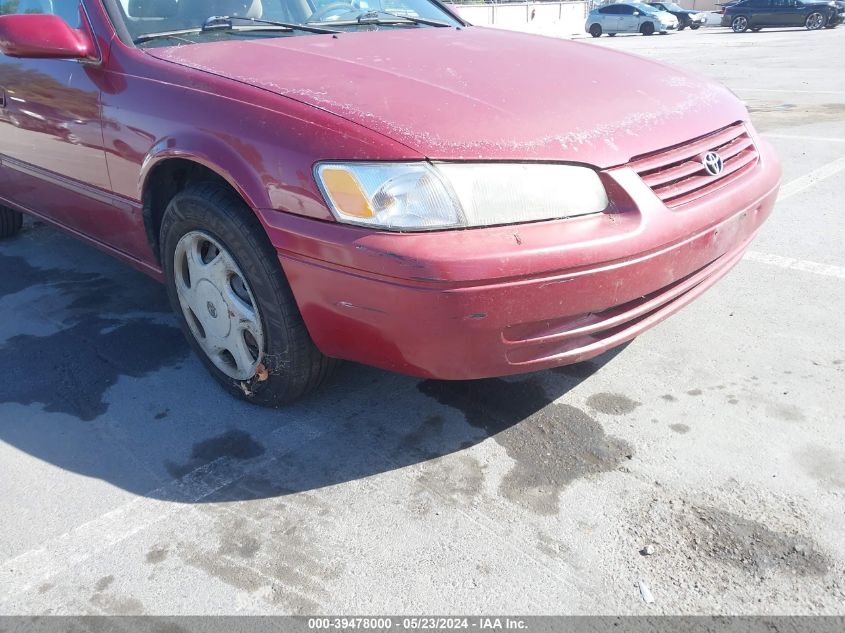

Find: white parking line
[0,416,329,605]
[742,154,845,279]
[776,154,845,202]
[0,408,579,612]
[765,134,845,144]
[744,251,845,280]
[738,88,845,96]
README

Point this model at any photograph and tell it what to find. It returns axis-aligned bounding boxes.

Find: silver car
[586,2,680,36]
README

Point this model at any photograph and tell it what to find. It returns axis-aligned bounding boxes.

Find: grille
[628,122,758,208]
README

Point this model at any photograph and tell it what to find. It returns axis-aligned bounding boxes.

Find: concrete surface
[1,27,844,616]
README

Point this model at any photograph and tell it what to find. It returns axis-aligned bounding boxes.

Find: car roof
[594,1,660,9]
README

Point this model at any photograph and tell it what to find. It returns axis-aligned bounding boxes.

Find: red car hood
[148,27,747,167]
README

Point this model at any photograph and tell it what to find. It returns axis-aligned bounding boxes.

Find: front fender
[139,131,270,211]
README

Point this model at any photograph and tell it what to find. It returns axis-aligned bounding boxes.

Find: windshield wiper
[134,15,339,45]
[202,14,341,34]
[355,10,451,27]
[134,31,201,45]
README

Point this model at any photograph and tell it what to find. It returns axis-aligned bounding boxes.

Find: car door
[618,4,640,31]
[787,0,811,24]
[597,5,620,31]
[0,1,146,258]
[746,0,774,24]
[769,0,797,24]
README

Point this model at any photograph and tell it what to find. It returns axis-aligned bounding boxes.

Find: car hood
[147,27,747,167]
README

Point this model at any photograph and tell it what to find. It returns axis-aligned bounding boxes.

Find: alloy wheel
[732,16,748,31]
[805,12,825,29]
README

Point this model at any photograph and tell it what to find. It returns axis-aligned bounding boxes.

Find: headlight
[314,162,608,231]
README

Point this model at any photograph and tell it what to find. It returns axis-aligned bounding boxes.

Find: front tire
[641,21,655,35]
[805,11,826,29]
[0,206,23,239]
[589,23,603,37]
[731,15,748,32]
[160,182,335,406]
[690,23,700,29]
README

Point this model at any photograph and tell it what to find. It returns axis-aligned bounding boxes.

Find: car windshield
[660,2,685,9]
[631,2,661,12]
[111,0,460,47]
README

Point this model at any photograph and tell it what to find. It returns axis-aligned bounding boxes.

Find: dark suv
[722,0,841,31]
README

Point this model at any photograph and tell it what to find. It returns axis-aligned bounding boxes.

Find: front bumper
[261,137,781,380]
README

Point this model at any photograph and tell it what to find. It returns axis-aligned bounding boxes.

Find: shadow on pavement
[0,221,629,504]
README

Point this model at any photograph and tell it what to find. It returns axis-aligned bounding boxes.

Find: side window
[0,0,81,27]
[748,0,770,7]
[620,5,636,14]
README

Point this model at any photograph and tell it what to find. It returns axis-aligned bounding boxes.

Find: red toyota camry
[0,0,780,405]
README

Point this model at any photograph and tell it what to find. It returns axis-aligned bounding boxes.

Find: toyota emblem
[702,151,724,177]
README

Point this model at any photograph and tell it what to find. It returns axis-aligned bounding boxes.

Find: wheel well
[142,159,233,263]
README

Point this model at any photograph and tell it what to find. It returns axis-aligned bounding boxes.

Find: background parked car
[586,2,679,36]
[646,2,708,29]
[721,0,839,31]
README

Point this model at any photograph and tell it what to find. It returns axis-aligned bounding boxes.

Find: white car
[586,2,680,36]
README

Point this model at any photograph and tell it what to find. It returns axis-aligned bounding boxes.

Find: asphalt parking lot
[1,26,844,616]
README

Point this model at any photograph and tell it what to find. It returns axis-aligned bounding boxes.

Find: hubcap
[734,17,747,30]
[807,13,823,28]
[174,231,264,381]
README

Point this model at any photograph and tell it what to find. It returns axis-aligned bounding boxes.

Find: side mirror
[0,14,97,60]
